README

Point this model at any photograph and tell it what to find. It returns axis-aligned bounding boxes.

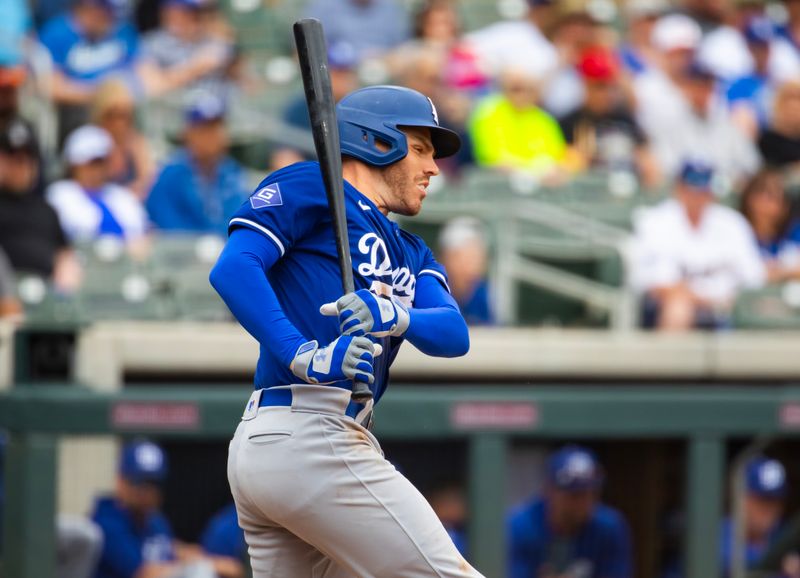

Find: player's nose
[424,155,439,177]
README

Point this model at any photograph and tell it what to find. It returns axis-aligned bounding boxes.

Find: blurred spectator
[47,125,148,242]
[146,93,247,235]
[438,217,493,325]
[140,0,236,99]
[200,502,246,578]
[91,79,154,199]
[758,79,800,169]
[720,457,787,578]
[427,483,468,557]
[0,248,21,319]
[303,0,409,61]
[540,4,607,119]
[619,0,670,76]
[466,0,558,82]
[91,440,216,578]
[740,169,800,281]
[386,0,487,95]
[38,0,139,120]
[274,42,359,169]
[630,160,765,331]
[468,68,567,179]
[508,445,632,578]
[682,0,731,33]
[698,2,798,83]
[724,17,779,139]
[635,13,702,138]
[774,0,800,79]
[0,60,26,130]
[0,118,81,292]
[645,58,761,185]
[393,48,473,173]
[56,514,103,578]
[560,46,660,187]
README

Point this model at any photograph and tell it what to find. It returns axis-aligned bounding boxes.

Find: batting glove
[290,335,383,385]
[320,289,410,338]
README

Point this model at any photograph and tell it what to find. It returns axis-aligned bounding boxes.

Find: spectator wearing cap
[643,58,761,184]
[466,0,558,83]
[619,0,670,76]
[139,0,236,99]
[46,125,148,243]
[91,440,198,578]
[303,0,409,62]
[630,160,765,331]
[200,503,247,578]
[91,79,154,199]
[508,445,632,578]
[758,79,800,169]
[146,94,247,235]
[437,217,493,325]
[720,457,788,578]
[0,118,81,292]
[634,13,702,157]
[560,46,660,187]
[468,67,568,180]
[38,0,140,124]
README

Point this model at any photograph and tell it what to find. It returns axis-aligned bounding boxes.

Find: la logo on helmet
[427,97,439,125]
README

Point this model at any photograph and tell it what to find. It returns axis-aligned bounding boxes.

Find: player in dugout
[508,445,632,578]
[210,85,482,576]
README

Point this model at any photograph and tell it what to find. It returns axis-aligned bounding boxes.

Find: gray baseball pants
[227,384,485,578]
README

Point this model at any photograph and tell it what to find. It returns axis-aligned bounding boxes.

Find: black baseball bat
[293,18,373,403]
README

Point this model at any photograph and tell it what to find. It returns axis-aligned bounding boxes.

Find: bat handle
[351,379,373,403]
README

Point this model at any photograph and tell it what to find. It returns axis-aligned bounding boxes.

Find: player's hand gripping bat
[293,18,373,403]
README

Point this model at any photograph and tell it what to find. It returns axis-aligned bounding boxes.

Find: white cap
[63,125,113,166]
[626,0,670,19]
[438,217,487,251]
[652,13,702,52]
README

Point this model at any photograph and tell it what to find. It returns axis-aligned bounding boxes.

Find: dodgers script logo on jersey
[356,233,416,306]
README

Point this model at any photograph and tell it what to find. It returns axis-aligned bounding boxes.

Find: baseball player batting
[210,85,485,577]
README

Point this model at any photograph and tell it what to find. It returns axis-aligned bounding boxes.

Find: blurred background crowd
[7,1,800,578]
[7,0,800,330]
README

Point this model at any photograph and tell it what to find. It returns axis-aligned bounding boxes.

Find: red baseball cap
[578,47,619,81]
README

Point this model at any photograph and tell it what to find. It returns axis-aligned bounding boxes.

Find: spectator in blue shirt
[438,217,494,325]
[200,502,247,578]
[726,18,777,138]
[39,0,139,104]
[508,445,633,578]
[720,456,787,578]
[90,440,180,578]
[146,93,248,235]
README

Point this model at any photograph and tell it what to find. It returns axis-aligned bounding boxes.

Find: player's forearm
[405,306,469,357]
[210,231,307,368]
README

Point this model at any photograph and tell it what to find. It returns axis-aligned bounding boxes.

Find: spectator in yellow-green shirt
[468,68,569,180]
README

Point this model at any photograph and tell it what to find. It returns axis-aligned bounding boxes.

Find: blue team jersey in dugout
[91,496,175,578]
[227,161,449,403]
[508,498,632,578]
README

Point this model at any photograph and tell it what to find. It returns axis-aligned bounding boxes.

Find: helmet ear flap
[339,116,408,166]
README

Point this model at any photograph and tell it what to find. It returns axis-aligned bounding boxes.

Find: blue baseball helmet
[337,85,461,167]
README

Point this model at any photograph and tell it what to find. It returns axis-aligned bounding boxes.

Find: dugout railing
[4,383,800,578]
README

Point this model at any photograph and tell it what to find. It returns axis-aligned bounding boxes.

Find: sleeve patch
[250,183,283,209]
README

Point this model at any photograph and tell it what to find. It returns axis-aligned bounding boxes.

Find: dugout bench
[3,384,800,578]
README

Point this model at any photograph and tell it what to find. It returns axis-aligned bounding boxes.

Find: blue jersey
[39,14,138,82]
[147,149,248,235]
[91,496,175,578]
[508,498,632,578]
[719,516,782,578]
[227,161,449,402]
[201,503,246,560]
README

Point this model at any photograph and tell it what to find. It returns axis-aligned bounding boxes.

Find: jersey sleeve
[403,232,450,292]
[227,165,328,257]
[94,516,145,578]
[595,512,633,578]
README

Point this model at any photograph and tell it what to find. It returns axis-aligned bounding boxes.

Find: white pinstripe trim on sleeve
[419,269,450,293]
[229,218,286,256]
